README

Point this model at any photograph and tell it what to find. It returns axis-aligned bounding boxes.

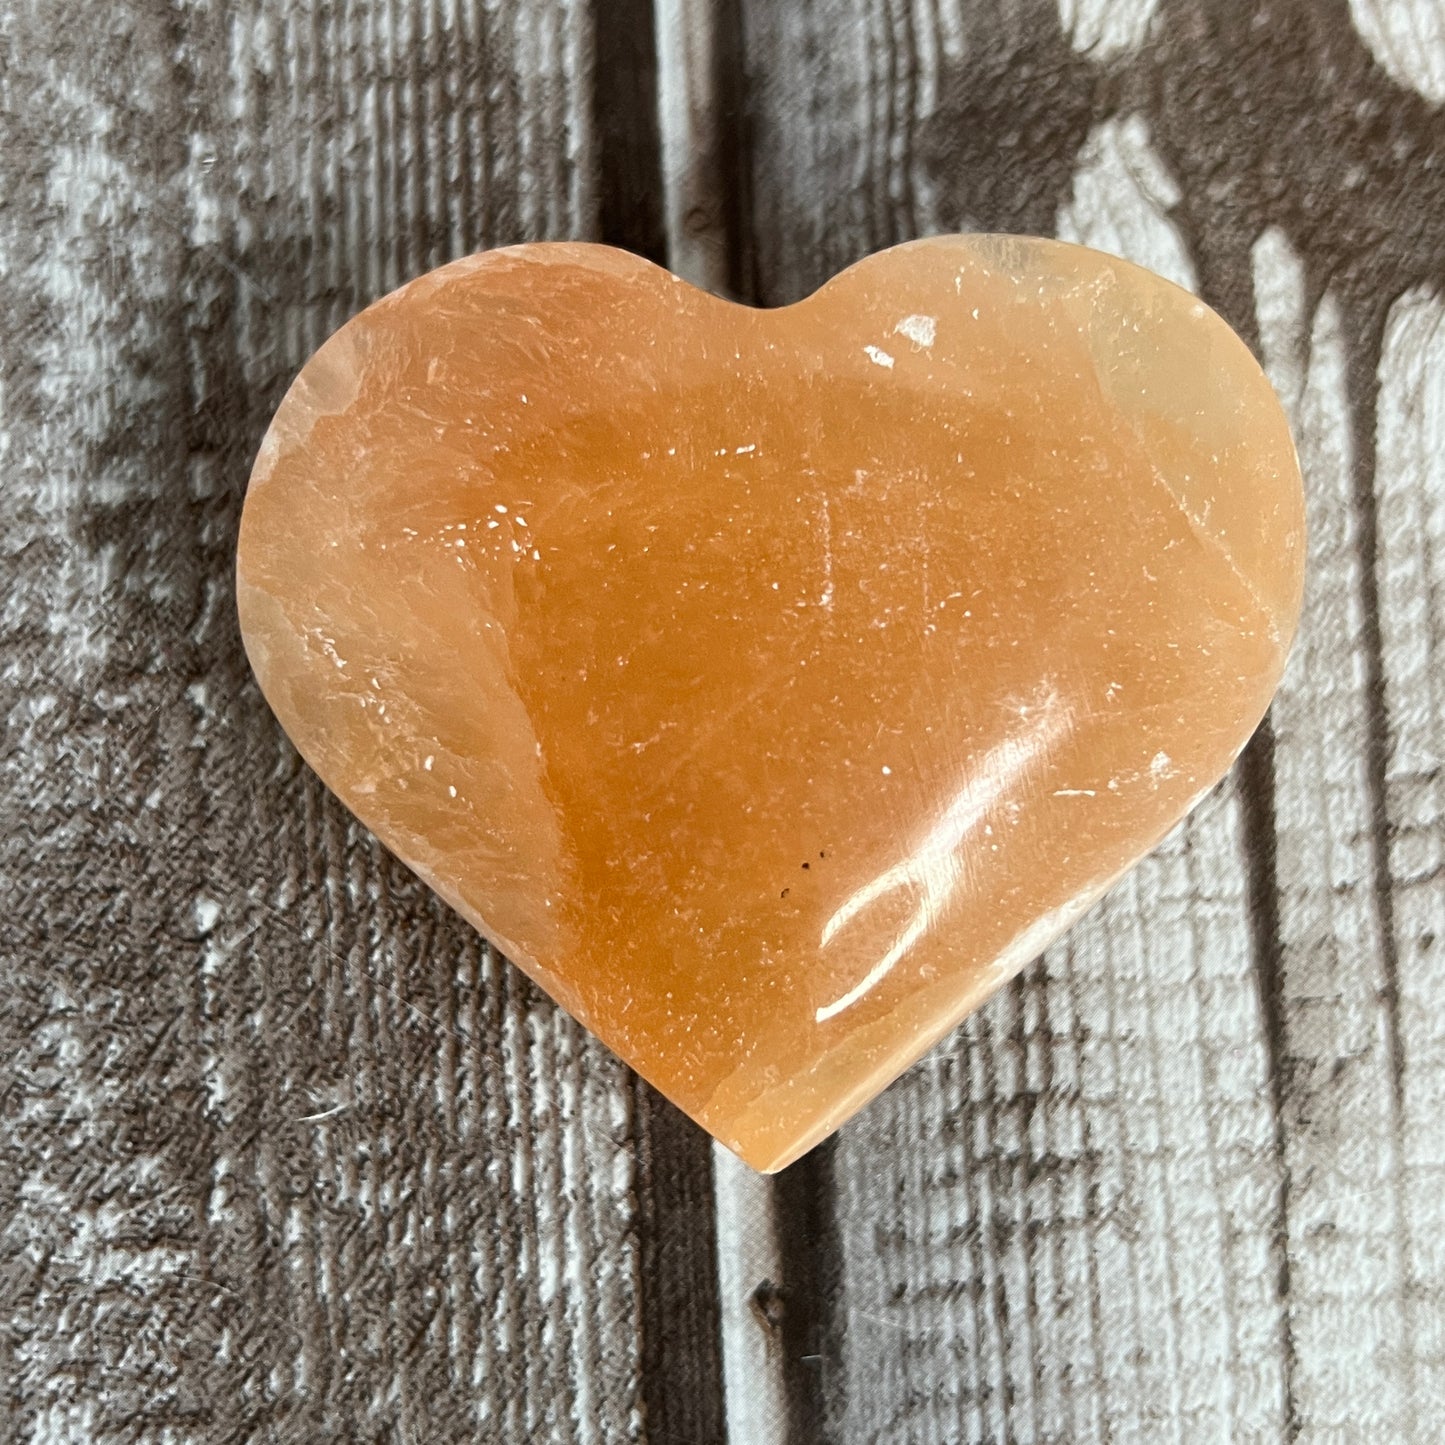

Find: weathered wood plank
[1253,227,1417,1439]
[0,2,649,1440]
[655,0,734,296]
[826,787,1288,1442]
[1153,7,1445,1440]
[7,1,1444,1441]
[595,0,668,267]
[630,1088,728,1445]
[712,1143,790,1443]
[1375,289,1445,1412]
[737,3,1445,1442]
[737,4,1294,1441]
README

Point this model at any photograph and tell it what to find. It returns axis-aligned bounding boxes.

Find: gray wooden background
[4,1,1444,1441]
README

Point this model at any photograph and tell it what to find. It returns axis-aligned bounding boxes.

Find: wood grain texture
[1375,288,1445,1413]
[5,0,1445,1441]
[1255,229,1411,1438]
[736,1,1445,1441]
[655,0,733,295]
[0,2,647,1440]
[713,1143,790,1445]
[1348,0,1445,103]
[739,7,1283,1440]
[596,0,668,266]
[822,789,1287,1442]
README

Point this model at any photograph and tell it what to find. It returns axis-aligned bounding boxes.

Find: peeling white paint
[1348,0,1445,104]
[1057,0,1160,58]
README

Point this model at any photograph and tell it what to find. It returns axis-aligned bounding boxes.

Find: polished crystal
[237,236,1305,1170]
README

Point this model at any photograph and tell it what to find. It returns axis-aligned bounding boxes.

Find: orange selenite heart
[237,237,1305,1171]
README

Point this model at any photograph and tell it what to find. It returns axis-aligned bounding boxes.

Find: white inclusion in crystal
[818,496,835,611]
[1150,750,1172,778]
[894,314,937,349]
[864,345,896,369]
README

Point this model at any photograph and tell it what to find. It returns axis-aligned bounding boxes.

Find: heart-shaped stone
[237,237,1304,1171]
